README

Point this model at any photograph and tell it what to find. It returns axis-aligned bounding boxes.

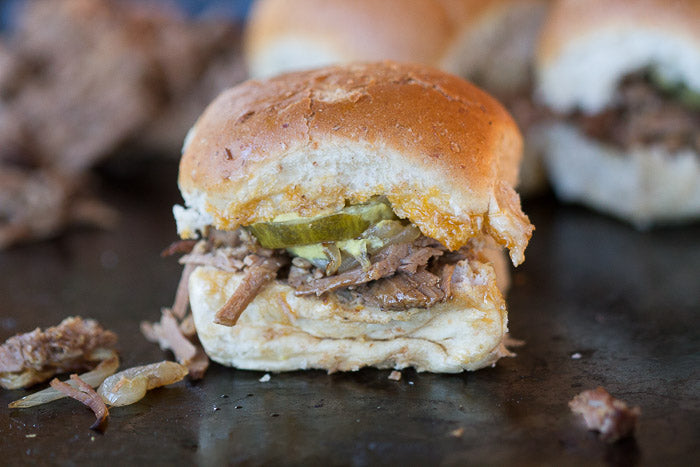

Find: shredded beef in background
[0,0,246,249]
[0,166,118,250]
[569,387,641,443]
[0,317,118,390]
[575,75,700,153]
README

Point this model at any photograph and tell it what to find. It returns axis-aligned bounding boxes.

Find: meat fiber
[0,317,117,389]
[569,387,641,443]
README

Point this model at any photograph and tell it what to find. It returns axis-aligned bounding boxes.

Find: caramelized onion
[97,361,188,407]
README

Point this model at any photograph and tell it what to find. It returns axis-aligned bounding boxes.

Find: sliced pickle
[649,69,700,110]
[248,201,397,249]
[249,213,368,248]
[677,88,700,110]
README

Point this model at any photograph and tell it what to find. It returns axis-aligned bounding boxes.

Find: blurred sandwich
[171,62,533,373]
[535,0,700,226]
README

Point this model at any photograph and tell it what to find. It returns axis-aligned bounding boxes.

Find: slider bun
[245,0,548,95]
[542,123,700,226]
[189,258,511,373]
[536,0,700,114]
[177,62,532,265]
[244,0,452,78]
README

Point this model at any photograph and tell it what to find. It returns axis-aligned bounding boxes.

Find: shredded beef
[359,269,445,310]
[50,374,109,431]
[294,243,411,296]
[214,255,286,326]
[569,387,641,443]
[574,75,700,153]
[164,227,474,324]
[161,239,197,258]
[140,308,208,379]
[0,317,117,389]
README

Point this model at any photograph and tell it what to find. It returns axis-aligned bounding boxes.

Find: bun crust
[536,0,700,113]
[177,62,532,264]
[245,0,548,95]
[189,259,511,373]
[245,0,453,78]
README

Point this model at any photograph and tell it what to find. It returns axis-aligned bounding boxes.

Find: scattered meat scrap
[569,387,641,443]
[388,370,402,381]
[450,427,465,438]
[98,361,188,407]
[50,374,109,431]
[0,317,118,389]
[141,309,208,379]
[9,354,119,409]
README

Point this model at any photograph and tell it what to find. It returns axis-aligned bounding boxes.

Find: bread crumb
[259,373,271,382]
[450,427,464,438]
[388,370,402,381]
[571,352,582,359]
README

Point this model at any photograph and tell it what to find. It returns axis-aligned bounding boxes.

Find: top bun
[245,0,548,96]
[176,62,532,265]
[244,0,452,76]
[536,0,700,113]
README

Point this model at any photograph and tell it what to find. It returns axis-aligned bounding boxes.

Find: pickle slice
[649,69,700,110]
[250,213,368,249]
[248,201,397,249]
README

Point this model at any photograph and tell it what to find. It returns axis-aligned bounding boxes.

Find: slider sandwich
[535,0,700,226]
[172,62,533,373]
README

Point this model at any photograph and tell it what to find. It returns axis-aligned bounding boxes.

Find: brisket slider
[535,0,700,226]
[173,62,533,373]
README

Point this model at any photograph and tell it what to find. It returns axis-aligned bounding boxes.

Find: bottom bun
[542,123,700,227]
[189,258,511,373]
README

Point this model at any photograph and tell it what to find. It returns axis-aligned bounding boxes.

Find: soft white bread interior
[175,62,533,265]
[542,123,700,227]
[189,257,511,373]
[536,0,700,114]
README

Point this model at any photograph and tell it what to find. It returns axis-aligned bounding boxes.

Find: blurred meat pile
[0,0,246,249]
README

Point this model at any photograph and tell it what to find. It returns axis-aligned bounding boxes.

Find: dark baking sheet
[1,160,698,466]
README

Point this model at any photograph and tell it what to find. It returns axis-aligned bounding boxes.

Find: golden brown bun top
[538,0,700,64]
[245,0,453,67]
[178,62,532,265]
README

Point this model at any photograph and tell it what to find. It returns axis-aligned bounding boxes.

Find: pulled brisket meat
[140,309,208,380]
[214,255,286,326]
[170,228,468,321]
[0,317,117,389]
[569,387,641,443]
[574,75,700,153]
[50,374,109,431]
